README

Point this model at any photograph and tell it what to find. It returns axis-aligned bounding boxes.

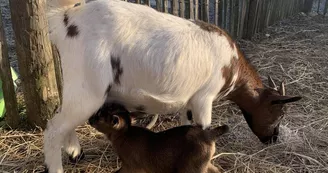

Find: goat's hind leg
[64,130,85,163]
[43,92,105,173]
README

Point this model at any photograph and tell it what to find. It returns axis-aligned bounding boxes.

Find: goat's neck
[226,55,264,112]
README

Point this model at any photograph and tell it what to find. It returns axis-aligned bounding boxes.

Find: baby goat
[89,103,229,173]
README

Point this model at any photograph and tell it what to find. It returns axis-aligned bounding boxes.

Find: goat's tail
[47,0,85,9]
[208,124,229,140]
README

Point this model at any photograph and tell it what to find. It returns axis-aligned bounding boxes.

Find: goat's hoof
[68,149,85,163]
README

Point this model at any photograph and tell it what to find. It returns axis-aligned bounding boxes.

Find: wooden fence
[0,0,320,129]
[130,0,309,39]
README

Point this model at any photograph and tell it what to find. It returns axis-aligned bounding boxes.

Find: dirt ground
[0,12,328,173]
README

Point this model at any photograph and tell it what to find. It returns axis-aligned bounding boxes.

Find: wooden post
[226,0,231,32]
[200,0,204,20]
[190,0,195,19]
[317,0,321,14]
[136,0,141,4]
[195,0,199,19]
[173,0,179,15]
[242,0,250,38]
[0,8,19,128]
[218,0,224,27]
[180,0,185,17]
[234,0,240,38]
[157,0,162,11]
[9,0,60,129]
[215,0,219,25]
[246,0,259,39]
[324,0,328,15]
[204,0,209,22]
[163,0,169,13]
[303,0,313,13]
[145,0,150,6]
[222,0,226,29]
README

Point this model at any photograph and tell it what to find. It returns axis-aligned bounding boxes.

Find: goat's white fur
[44,0,239,172]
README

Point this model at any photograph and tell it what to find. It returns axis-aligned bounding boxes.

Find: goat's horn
[268,76,277,90]
[279,80,286,96]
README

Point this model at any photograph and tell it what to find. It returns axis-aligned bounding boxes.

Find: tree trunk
[52,45,63,104]
[0,8,20,128]
[9,0,60,129]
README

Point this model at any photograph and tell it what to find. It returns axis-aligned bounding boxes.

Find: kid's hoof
[68,149,85,163]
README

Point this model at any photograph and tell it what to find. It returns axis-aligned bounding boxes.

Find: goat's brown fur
[89,103,228,173]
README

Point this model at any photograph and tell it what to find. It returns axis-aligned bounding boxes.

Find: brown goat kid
[89,103,228,173]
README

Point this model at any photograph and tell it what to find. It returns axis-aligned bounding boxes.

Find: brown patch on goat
[194,20,235,49]
[67,25,79,37]
[89,103,227,173]
[221,47,263,100]
[110,56,123,85]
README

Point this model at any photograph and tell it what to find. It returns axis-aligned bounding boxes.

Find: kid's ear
[112,115,125,129]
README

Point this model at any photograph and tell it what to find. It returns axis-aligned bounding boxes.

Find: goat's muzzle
[259,126,279,144]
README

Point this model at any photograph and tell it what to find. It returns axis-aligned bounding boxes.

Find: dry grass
[1,13,328,173]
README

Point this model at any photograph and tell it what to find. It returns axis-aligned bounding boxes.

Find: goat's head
[241,76,302,144]
[89,103,132,135]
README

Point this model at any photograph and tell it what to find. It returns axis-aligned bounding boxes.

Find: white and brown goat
[44,0,302,172]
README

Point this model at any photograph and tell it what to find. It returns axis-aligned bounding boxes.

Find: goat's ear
[112,115,119,125]
[271,95,302,105]
[112,115,126,129]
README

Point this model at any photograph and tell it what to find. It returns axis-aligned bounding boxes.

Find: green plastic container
[0,67,19,119]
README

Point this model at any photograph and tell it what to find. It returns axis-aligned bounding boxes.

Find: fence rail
[132,0,310,39]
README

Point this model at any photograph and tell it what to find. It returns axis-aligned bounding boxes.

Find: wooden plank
[173,0,179,15]
[214,0,219,25]
[156,0,162,11]
[9,0,60,128]
[180,0,185,17]
[163,0,169,13]
[0,7,20,128]
[189,0,195,19]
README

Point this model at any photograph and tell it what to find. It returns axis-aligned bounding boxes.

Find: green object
[0,67,19,119]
